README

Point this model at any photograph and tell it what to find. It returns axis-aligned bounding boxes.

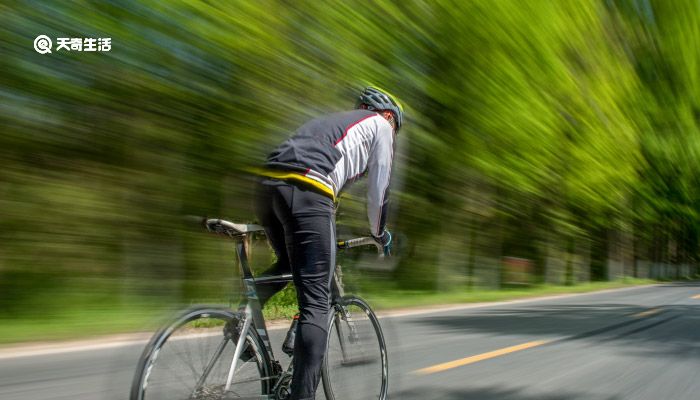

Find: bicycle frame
[131,218,387,400]
[199,218,381,397]
[224,237,291,393]
[224,236,368,393]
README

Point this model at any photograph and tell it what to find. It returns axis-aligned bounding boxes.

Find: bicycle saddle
[205,218,264,236]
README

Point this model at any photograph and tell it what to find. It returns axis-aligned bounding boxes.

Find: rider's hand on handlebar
[372,229,392,257]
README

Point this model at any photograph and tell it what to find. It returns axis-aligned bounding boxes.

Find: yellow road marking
[691,294,700,299]
[633,308,662,318]
[414,340,550,375]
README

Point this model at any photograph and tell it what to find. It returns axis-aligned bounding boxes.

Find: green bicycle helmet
[356,86,404,130]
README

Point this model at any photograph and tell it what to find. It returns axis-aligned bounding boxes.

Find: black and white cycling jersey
[263,109,394,237]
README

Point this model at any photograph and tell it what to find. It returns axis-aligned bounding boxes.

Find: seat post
[236,236,255,280]
[234,236,276,357]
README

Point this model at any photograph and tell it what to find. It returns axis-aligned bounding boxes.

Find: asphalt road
[1,282,700,399]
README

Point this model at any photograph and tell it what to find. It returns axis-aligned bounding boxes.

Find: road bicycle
[130,218,388,400]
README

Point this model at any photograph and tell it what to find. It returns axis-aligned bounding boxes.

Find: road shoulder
[0,283,660,359]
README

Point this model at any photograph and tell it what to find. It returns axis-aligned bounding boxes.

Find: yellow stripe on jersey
[250,167,335,200]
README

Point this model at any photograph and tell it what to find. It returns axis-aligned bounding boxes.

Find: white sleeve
[366,121,394,237]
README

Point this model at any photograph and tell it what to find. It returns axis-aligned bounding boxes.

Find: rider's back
[265,109,393,199]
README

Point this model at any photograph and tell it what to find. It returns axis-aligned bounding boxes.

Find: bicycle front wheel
[322,296,388,400]
[130,307,271,400]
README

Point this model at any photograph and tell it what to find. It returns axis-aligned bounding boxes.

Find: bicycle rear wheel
[130,307,271,400]
[322,296,388,400]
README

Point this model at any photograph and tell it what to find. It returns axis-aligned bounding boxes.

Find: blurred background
[1,0,700,343]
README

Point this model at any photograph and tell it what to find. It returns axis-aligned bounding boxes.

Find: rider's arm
[366,121,394,238]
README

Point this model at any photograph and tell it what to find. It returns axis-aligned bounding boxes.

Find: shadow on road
[406,303,700,356]
[391,385,622,400]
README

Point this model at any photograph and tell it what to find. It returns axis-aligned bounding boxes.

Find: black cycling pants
[255,179,336,400]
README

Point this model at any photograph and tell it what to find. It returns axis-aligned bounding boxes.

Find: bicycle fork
[335,305,360,362]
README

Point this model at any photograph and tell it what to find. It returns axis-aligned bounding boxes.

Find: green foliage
[262,284,299,321]
[1,0,700,340]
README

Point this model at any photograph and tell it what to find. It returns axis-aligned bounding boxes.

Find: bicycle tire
[130,306,271,400]
[322,295,388,400]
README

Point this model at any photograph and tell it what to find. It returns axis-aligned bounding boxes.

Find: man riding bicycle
[254,86,404,400]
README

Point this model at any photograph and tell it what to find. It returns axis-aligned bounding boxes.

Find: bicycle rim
[131,307,270,400]
[322,296,388,400]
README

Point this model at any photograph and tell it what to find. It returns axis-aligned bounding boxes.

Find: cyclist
[254,86,403,400]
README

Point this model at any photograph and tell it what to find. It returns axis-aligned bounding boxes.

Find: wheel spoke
[193,337,230,395]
